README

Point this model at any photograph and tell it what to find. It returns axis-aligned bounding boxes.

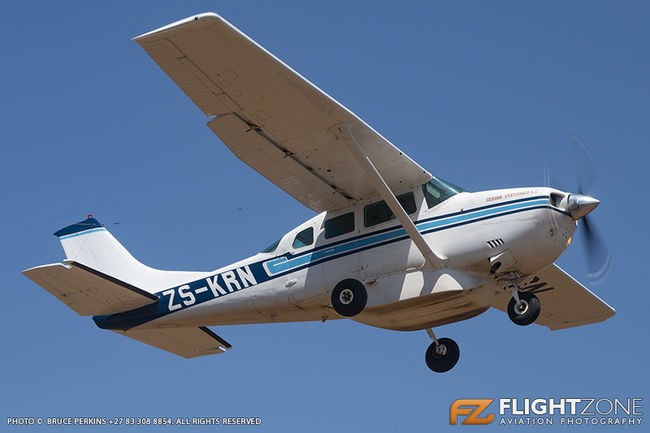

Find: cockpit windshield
[261,238,281,253]
[422,176,467,209]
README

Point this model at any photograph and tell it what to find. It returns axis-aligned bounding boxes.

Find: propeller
[570,131,612,283]
[546,131,611,283]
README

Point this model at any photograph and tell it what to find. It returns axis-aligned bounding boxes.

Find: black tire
[425,337,460,373]
[507,291,541,326]
[331,279,367,317]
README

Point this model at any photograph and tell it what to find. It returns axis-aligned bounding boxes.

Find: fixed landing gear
[331,279,367,317]
[424,328,460,373]
[507,286,541,326]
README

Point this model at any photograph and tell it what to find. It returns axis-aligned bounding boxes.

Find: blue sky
[1,1,648,432]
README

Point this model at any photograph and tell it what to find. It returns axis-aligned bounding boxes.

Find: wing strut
[335,123,448,269]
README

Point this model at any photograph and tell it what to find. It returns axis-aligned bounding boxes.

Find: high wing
[134,13,431,213]
[492,264,615,330]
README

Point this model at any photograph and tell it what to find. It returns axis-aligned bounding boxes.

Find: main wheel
[507,291,541,326]
[331,279,367,317]
[425,337,460,373]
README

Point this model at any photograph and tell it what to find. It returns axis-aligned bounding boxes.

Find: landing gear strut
[507,282,541,326]
[424,328,460,373]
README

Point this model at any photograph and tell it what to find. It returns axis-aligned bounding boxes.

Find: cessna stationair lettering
[24,13,614,372]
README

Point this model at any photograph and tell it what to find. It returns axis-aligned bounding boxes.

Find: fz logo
[450,399,495,425]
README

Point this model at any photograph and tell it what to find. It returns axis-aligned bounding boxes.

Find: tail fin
[53,216,208,293]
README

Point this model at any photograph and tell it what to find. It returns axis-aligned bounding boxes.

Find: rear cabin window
[364,192,417,227]
[292,227,314,249]
[324,212,355,239]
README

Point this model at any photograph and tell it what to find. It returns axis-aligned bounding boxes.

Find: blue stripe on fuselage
[264,198,549,275]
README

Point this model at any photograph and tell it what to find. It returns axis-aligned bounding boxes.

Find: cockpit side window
[292,227,314,249]
[422,177,467,209]
[261,238,281,253]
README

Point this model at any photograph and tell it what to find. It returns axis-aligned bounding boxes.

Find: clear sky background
[1,1,648,432]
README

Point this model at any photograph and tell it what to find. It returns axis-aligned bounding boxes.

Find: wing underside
[134,13,431,212]
[492,264,615,330]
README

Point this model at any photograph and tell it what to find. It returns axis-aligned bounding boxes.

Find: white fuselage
[115,186,576,332]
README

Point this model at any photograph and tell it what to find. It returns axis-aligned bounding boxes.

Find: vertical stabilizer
[53,216,208,292]
[55,216,136,278]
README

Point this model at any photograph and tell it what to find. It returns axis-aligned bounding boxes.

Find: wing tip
[133,12,223,42]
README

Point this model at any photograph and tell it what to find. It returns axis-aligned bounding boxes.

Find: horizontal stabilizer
[112,327,232,359]
[23,261,158,316]
[492,264,615,330]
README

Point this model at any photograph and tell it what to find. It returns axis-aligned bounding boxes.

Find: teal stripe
[58,227,107,240]
[417,199,548,232]
[265,199,549,275]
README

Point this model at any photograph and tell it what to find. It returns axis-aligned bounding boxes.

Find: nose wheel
[424,329,460,373]
[507,288,541,326]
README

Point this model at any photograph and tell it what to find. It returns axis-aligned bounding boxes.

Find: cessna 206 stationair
[24,13,615,372]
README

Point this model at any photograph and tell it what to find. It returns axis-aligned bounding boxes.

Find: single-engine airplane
[24,13,615,372]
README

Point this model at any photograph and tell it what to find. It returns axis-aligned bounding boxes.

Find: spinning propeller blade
[545,132,611,283]
[571,131,611,284]
[571,131,599,195]
[580,212,612,283]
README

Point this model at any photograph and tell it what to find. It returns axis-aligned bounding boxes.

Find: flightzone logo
[450,398,643,426]
[450,400,495,425]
